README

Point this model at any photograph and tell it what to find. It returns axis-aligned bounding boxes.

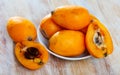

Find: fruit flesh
[15,41,48,70]
[86,19,113,58]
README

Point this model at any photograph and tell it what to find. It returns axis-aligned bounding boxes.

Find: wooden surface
[0,0,120,75]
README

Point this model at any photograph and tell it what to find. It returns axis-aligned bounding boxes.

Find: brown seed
[24,52,35,59]
[27,47,40,57]
[94,31,103,45]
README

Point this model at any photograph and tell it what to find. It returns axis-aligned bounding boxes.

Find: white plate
[37,26,91,60]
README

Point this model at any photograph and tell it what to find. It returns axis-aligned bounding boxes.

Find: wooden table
[0,0,120,75]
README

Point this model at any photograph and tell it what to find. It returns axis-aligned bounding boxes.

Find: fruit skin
[80,26,88,34]
[49,30,85,57]
[51,5,91,30]
[86,18,113,58]
[7,16,37,42]
[79,14,98,34]
[15,41,49,70]
[40,14,62,39]
[90,14,99,21]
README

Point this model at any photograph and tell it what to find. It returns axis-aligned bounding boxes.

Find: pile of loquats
[7,5,113,70]
[40,5,113,58]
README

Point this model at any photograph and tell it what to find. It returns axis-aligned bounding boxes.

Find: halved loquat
[15,41,49,70]
[86,19,113,58]
[51,5,91,30]
[7,16,37,42]
[40,14,62,39]
[49,30,85,57]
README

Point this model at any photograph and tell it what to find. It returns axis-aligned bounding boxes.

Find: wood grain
[0,0,120,75]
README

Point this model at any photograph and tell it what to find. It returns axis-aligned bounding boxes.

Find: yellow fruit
[86,19,113,58]
[7,16,37,42]
[51,5,91,30]
[49,30,85,56]
[40,14,62,39]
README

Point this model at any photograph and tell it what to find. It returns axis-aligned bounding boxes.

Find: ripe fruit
[51,5,91,30]
[15,41,49,70]
[49,30,85,56]
[7,16,37,42]
[90,14,99,21]
[86,19,113,58]
[40,14,62,39]
[80,14,99,34]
